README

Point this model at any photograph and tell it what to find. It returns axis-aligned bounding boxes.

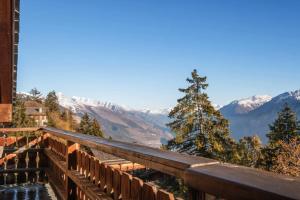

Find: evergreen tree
[46,115,56,127]
[60,109,68,121]
[12,97,36,127]
[270,138,300,177]
[267,104,300,144]
[90,119,104,137]
[45,91,60,113]
[263,104,300,171]
[77,113,104,138]
[165,69,234,161]
[66,110,76,131]
[236,135,262,167]
[29,88,42,102]
[77,113,91,134]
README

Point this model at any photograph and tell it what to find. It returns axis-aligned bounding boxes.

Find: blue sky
[18,0,300,110]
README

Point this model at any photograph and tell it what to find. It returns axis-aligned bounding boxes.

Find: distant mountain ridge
[220,89,300,143]
[55,90,300,144]
[220,95,272,116]
[57,92,170,115]
[20,89,300,146]
[56,93,173,148]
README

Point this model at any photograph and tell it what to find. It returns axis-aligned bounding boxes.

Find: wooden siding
[0,0,19,122]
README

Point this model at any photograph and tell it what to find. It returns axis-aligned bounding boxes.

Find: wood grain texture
[184,163,300,200]
[44,149,113,200]
[0,1,13,106]
[106,165,114,196]
[77,150,82,173]
[95,160,100,186]
[142,183,157,200]
[43,127,218,178]
[100,163,106,192]
[90,157,95,182]
[131,177,143,200]
[0,104,12,122]
[113,169,122,200]
[121,172,132,200]
[43,127,300,200]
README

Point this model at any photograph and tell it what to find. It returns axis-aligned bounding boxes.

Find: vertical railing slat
[95,160,100,187]
[142,183,157,200]
[81,152,86,176]
[113,168,122,200]
[90,157,95,183]
[131,177,143,200]
[121,172,132,200]
[100,163,106,191]
[77,150,82,173]
[106,165,114,196]
[85,154,90,179]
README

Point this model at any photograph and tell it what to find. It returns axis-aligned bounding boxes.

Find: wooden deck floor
[0,183,57,200]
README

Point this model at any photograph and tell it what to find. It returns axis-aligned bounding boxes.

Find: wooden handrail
[185,164,300,200]
[41,127,300,200]
[0,127,40,132]
[42,127,219,178]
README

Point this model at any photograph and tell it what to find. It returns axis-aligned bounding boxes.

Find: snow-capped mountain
[220,90,300,143]
[57,92,125,113]
[57,89,300,144]
[221,95,272,116]
[235,95,272,113]
[56,93,173,147]
[21,89,300,145]
[57,92,169,115]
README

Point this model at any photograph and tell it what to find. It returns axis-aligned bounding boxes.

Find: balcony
[0,127,299,200]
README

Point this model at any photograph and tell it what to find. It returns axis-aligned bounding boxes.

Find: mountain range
[57,93,173,148]
[220,90,300,143]
[56,89,300,146]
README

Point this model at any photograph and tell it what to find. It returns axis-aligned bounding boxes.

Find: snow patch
[56,92,170,115]
[232,95,272,114]
[291,90,300,101]
[274,89,300,103]
[237,95,272,107]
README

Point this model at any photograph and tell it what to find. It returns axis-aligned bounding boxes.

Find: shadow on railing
[0,127,300,200]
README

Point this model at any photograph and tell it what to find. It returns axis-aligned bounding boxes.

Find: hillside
[57,93,173,148]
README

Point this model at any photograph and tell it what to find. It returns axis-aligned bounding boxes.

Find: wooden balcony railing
[0,127,299,200]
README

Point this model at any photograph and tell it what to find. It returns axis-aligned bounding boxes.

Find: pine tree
[270,138,300,177]
[77,113,91,134]
[236,135,262,167]
[166,69,234,161]
[45,91,60,113]
[29,88,42,102]
[77,113,104,138]
[60,109,68,121]
[263,104,300,171]
[66,110,76,131]
[267,104,300,144]
[90,119,104,137]
[12,97,36,127]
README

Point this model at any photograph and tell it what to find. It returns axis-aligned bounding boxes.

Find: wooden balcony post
[65,141,79,200]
